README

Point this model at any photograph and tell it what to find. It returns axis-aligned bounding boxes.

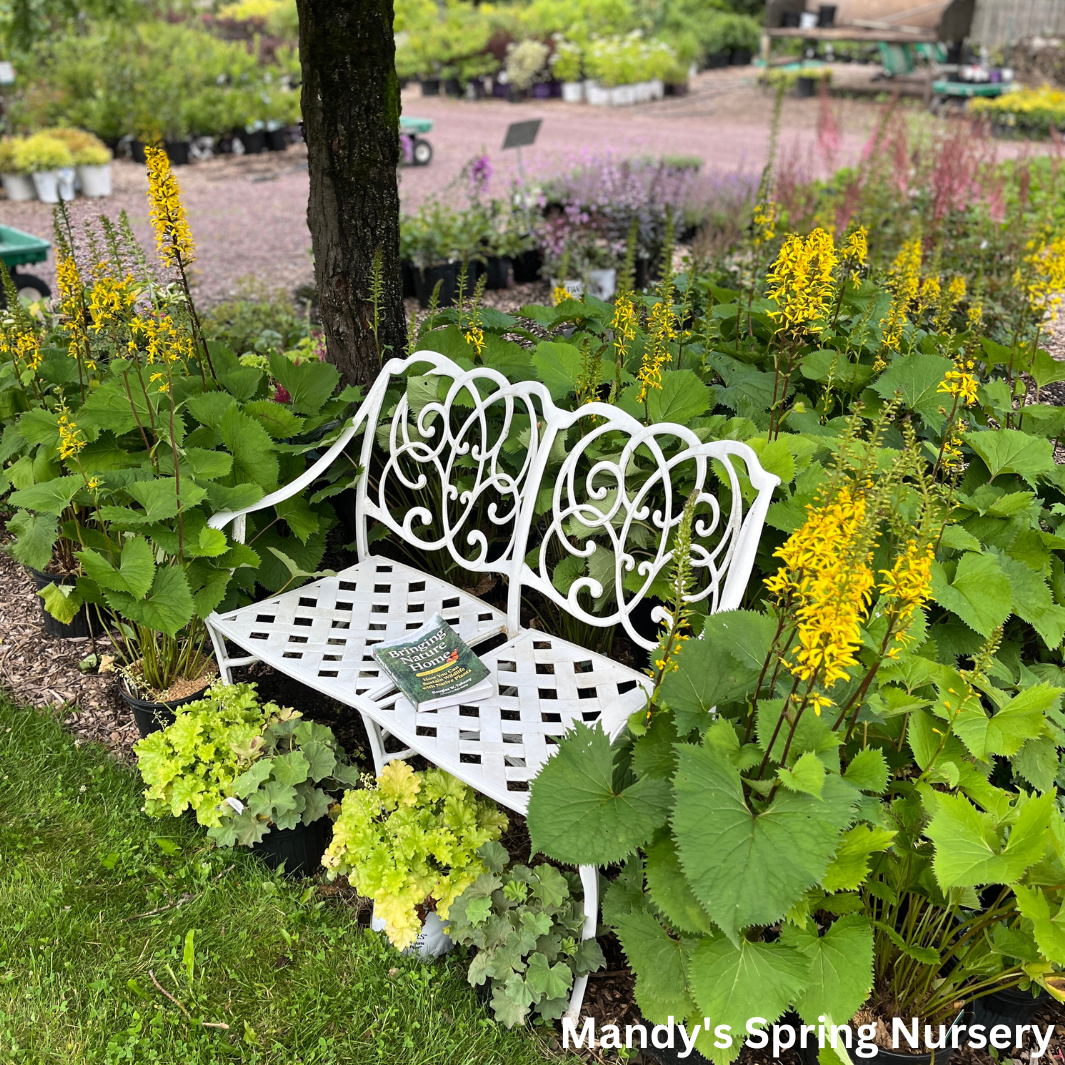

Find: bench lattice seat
[206,351,778,1020]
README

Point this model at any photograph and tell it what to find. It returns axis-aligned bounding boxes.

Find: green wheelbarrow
[400,116,434,167]
[0,224,52,306]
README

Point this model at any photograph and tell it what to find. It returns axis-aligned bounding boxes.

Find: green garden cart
[400,116,434,167]
[0,224,52,306]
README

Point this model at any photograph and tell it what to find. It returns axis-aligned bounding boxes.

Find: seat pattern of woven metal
[208,558,507,701]
[363,630,652,814]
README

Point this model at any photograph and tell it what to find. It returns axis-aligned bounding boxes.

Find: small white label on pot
[224,796,245,814]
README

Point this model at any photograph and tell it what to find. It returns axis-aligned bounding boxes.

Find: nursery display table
[206,351,778,1018]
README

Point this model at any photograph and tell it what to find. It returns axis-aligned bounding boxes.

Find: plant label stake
[502,119,541,229]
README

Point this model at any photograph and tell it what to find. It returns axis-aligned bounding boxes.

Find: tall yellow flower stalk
[877,235,922,361]
[766,228,837,332]
[144,145,214,379]
[610,292,637,401]
[635,293,678,419]
[765,484,877,716]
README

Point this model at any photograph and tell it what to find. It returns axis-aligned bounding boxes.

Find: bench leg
[360,712,415,774]
[564,865,599,1023]
[206,621,259,684]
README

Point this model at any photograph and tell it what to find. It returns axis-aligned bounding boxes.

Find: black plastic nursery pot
[164,140,190,166]
[266,129,288,152]
[444,78,463,97]
[512,247,543,283]
[730,48,753,65]
[251,817,332,877]
[705,51,731,68]
[485,255,512,290]
[415,262,460,308]
[119,679,210,739]
[796,76,818,98]
[239,129,267,155]
[421,77,442,96]
[970,985,1050,1028]
[401,258,418,299]
[28,567,98,639]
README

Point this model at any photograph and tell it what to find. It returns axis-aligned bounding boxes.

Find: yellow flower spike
[145,145,196,270]
[766,228,838,334]
[551,285,570,306]
[464,326,485,359]
[57,413,87,461]
[937,369,978,406]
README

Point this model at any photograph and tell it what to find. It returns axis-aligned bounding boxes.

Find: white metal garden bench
[206,351,779,1019]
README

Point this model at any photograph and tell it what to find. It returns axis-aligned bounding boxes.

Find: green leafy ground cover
[0,698,571,1065]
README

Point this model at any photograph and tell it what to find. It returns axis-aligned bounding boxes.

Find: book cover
[371,613,493,711]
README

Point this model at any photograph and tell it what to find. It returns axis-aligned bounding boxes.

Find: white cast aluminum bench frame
[205,351,779,1019]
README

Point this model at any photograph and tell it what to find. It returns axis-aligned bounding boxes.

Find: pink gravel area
[0,65,1052,303]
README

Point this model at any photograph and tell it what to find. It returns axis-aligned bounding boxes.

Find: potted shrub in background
[135,682,360,875]
[551,37,585,102]
[323,760,508,955]
[0,137,35,201]
[505,39,550,101]
[15,133,74,204]
[447,841,606,1027]
[50,128,113,198]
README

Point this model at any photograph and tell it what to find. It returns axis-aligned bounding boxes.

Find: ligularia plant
[322,761,509,950]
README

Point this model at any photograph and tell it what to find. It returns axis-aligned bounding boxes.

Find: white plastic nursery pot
[371,905,453,959]
[1,173,35,201]
[649,78,665,99]
[31,170,60,204]
[612,84,637,106]
[586,81,611,106]
[588,268,617,301]
[562,81,584,103]
[77,163,112,198]
[57,167,76,202]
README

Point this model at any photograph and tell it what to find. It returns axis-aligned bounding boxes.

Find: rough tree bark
[295,0,406,386]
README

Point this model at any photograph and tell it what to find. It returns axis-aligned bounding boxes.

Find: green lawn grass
[0,699,571,1064]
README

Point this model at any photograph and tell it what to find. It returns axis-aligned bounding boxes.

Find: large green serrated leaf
[76,537,154,599]
[242,399,306,440]
[8,475,84,516]
[930,552,1012,636]
[964,428,1055,486]
[926,790,1054,888]
[843,748,889,793]
[126,478,208,522]
[953,682,1057,760]
[648,370,711,423]
[220,405,279,489]
[871,353,954,425]
[644,834,715,935]
[673,743,856,942]
[995,551,1065,650]
[659,610,775,732]
[610,902,695,1022]
[268,353,340,416]
[38,581,82,624]
[527,722,671,866]
[1014,885,1065,965]
[105,565,195,637]
[531,341,582,401]
[781,914,874,1026]
[820,825,896,892]
[6,510,57,570]
[687,937,809,1065]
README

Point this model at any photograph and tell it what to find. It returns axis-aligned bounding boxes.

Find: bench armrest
[207,406,369,543]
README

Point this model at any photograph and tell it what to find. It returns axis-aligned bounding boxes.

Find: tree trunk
[296,0,406,386]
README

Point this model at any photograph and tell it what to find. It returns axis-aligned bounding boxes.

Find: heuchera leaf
[526,722,671,866]
[672,743,857,943]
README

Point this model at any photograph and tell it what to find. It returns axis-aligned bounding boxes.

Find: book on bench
[371,612,493,711]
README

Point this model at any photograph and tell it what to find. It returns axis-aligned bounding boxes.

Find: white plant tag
[224,796,245,814]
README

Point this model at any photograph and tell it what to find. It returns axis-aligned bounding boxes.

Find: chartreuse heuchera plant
[446,842,606,1028]
[322,761,509,951]
[134,682,358,843]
